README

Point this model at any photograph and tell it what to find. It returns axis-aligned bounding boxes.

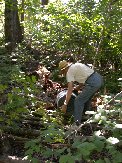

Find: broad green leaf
[0,117,4,122]
[96,159,105,163]
[104,157,111,163]
[78,142,96,151]
[31,75,37,83]
[54,147,67,157]
[59,155,75,163]
[31,157,39,163]
[43,148,53,158]
[112,152,122,163]
[72,139,81,148]
[93,139,105,152]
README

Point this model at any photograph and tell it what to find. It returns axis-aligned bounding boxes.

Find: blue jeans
[74,72,103,123]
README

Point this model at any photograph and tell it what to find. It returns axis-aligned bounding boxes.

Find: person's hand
[61,105,67,113]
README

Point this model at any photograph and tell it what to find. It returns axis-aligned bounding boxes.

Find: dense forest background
[0,0,122,162]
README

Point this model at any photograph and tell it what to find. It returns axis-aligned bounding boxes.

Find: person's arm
[61,81,73,113]
[65,81,73,104]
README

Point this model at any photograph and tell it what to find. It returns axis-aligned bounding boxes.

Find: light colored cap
[59,60,72,71]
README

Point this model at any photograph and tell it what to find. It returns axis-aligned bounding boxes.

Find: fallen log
[3,133,30,143]
[2,126,40,138]
[49,143,70,149]
[22,119,44,127]
[21,115,41,121]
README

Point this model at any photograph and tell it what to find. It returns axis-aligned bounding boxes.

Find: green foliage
[0,0,122,162]
[0,57,43,127]
[25,138,42,163]
[24,92,122,162]
[25,122,66,162]
[104,71,121,93]
[59,154,75,163]
[73,140,96,159]
[95,159,105,163]
[41,123,65,143]
[19,0,121,92]
[0,1,4,45]
[92,93,122,125]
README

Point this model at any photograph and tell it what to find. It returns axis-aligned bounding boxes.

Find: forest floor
[0,46,122,163]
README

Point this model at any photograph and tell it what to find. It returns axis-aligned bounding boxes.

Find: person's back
[58,60,103,126]
[66,63,94,84]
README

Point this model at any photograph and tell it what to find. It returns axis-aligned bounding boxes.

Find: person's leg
[74,85,98,123]
[83,91,98,114]
[74,73,103,124]
[83,96,93,113]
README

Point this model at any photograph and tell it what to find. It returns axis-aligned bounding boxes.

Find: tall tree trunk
[21,0,24,36]
[41,0,48,5]
[5,0,23,52]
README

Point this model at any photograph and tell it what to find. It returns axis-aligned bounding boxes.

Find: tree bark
[5,0,23,52]
[41,0,48,5]
[21,0,24,36]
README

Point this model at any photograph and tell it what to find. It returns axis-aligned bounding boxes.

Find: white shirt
[66,63,94,83]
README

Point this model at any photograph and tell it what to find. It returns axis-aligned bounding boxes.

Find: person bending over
[59,60,103,126]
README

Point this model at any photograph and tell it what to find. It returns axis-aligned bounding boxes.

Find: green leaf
[16,108,28,113]
[43,148,53,158]
[73,142,96,159]
[93,139,105,152]
[31,75,37,83]
[104,157,111,163]
[31,157,39,163]
[59,154,75,163]
[72,139,81,148]
[0,116,4,122]
[53,147,67,157]
[78,142,96,151]
[112,152,122,163]
[96,159,105,163]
